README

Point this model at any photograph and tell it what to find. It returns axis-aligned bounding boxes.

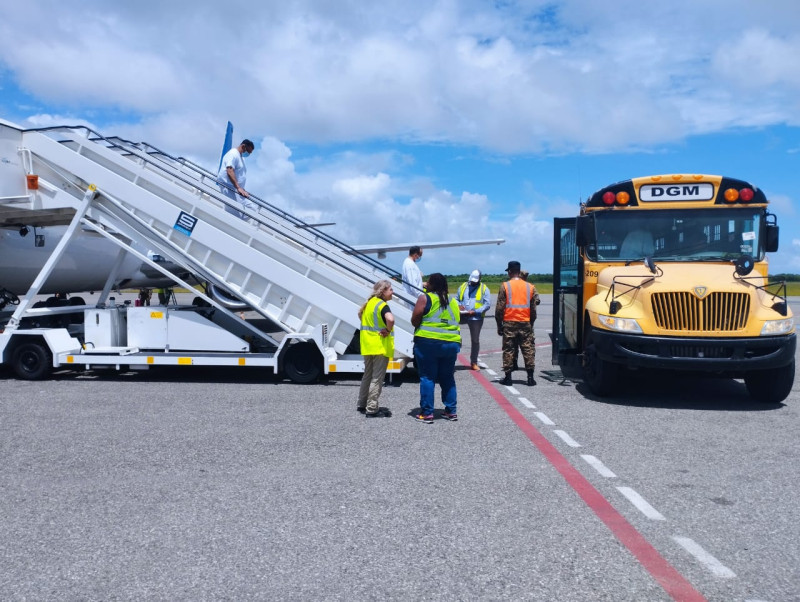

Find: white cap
[469,270,481,283]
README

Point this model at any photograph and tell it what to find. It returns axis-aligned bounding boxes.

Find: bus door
[552,217,582,377]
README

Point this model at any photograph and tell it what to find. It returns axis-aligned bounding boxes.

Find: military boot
[500,372,513,386]
[527,370,536,386]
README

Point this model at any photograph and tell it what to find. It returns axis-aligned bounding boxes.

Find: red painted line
[459,354,707,602]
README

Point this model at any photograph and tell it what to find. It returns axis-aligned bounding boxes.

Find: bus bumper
[593,331,796,373]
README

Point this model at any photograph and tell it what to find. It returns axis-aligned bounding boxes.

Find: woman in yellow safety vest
[357,280,395,417]
[410,272,461,423]
[457,269,491,371]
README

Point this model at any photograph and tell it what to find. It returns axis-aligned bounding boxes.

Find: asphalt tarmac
[1,296,798,601]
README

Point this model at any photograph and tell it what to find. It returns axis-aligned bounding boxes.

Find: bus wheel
[744,360,795,404]
[283,341,323,384]
[582,325,618,396]
[12,340,53,380]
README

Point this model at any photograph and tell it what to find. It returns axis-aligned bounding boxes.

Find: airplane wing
[0,206,76,228]
[351,239,505,259]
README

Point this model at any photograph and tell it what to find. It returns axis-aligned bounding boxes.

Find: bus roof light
[724,188,739,202]
[602,191,615,205]
[616,191,630,205]
[739,187,754,202]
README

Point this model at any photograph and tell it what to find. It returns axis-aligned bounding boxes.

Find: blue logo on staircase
[174,211,197,236]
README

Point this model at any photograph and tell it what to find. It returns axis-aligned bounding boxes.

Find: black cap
[505,260,521,272]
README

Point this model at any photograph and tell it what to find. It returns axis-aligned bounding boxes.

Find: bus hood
[597,262,766,295]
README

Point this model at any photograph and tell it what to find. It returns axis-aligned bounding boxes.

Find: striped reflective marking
[617,487,666,521]
[517,396,535,409]
[672,537,736,579]
[553,429,580,447]
[581,454,617,478]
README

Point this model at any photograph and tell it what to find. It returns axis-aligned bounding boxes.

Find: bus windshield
[587,208,764,262]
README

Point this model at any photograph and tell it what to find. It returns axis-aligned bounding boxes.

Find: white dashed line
[506,386,520,395]
[517,396,535,409]
[553,429,581,447]
[580,454,617,478]
[486,369,497,376]
[616,486,666,521]
[672,536,736,579]
[534,411,555,426]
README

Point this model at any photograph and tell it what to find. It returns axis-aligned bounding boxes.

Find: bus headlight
[598,315,643,333]
[761,318,794,335]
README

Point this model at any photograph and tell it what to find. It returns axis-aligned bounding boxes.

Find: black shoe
[527,370,536,386]
[499,373,512,386]
[357,407,366,414]
[366,408,392,418]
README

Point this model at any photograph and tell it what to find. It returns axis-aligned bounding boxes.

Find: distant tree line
[446,273,799,283]
[447,273,553,283]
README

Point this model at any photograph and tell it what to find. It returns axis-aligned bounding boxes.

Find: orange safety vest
[502,280,533,322]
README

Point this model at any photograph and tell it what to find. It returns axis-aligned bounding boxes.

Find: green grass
[786,282,800,296]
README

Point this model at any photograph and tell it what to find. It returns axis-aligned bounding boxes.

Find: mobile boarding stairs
[0,121,418,381]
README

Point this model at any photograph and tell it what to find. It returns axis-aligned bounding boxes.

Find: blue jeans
[414,338,460,415]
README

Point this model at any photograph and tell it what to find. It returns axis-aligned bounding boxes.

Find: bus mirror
[735,255,755,276]
[576,216,594,247]
[765,224,779,252]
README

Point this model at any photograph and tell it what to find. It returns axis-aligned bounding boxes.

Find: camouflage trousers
[501,321,535,372]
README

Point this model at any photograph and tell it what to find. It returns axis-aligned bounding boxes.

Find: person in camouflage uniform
[511,270,540,370]
[495,261,537,386]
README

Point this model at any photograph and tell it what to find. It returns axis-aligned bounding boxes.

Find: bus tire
[744,360,794,404]
[582,325,618,396]
[283,341,323,384]
[12,340,53,380]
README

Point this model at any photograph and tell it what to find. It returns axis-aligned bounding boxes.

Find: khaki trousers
[358,354,389,413]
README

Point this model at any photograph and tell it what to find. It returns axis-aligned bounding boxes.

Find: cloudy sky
[1,0,799,275]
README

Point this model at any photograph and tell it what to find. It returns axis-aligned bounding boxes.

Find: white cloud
[2,1,799,153]
[227,138,552,273]
[713,29,800,90]
[768,193,794,217]
[2,1,799,274]
[332,173,392,200]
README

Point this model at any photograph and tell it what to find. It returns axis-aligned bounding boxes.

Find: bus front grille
[651,292,750,332]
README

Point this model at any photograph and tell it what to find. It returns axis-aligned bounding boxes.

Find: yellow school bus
[552,174,795,403]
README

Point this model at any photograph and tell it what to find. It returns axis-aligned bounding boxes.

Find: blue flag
[218,121,234,172]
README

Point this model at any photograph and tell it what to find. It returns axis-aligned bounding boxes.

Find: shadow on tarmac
[0,364,424,387]
[572,369,785,412]
[0,363,784,411]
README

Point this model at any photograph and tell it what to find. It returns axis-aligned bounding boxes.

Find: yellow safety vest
[458,282,488,310]
[360,296,394,357]
[416,293,462,343]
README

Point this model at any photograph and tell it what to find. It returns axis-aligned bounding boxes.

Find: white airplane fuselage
[0,225,175,295]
